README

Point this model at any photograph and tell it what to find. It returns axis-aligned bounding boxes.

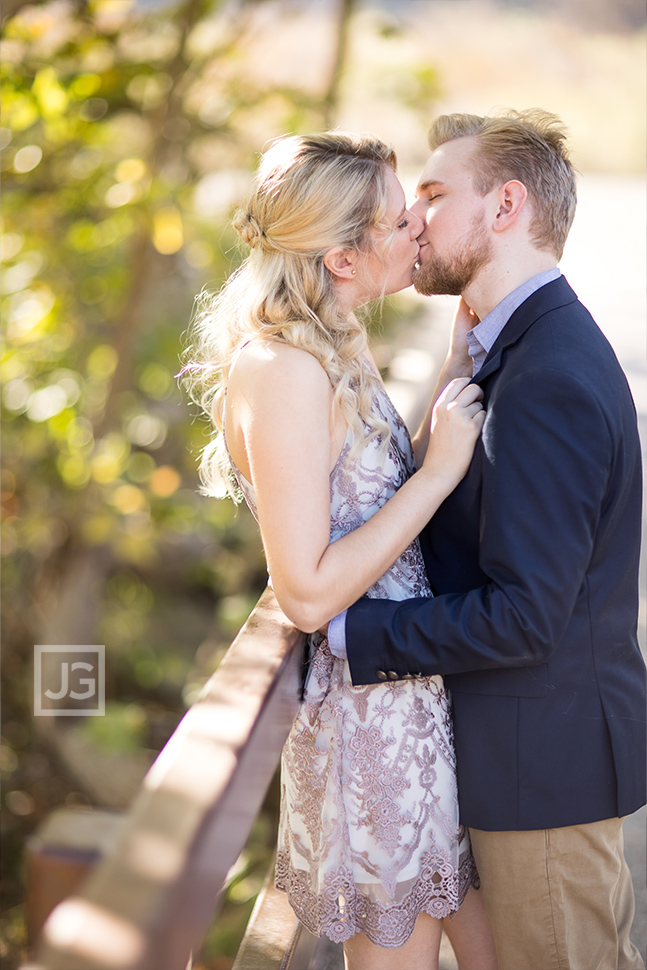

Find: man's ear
[492,180,528,231]
[324,246,357,280]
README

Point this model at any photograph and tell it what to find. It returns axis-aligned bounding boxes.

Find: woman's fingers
[464,402,485,419]
[439,377,484,408]
[436,375,471,403]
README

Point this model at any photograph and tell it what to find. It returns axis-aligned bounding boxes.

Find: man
[328,110,646,970]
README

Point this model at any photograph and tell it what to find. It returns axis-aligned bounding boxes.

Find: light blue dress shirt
[327,268,562,660]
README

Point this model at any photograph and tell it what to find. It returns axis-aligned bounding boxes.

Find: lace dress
[226,381,477,948]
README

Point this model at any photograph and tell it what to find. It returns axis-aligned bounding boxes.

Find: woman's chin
[394,269,418,294]
[384,279,413,297]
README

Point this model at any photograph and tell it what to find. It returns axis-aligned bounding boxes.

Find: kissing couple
[183,109,646,970]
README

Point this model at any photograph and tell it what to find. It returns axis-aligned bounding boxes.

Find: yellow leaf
[149,465,181,497]
[32,68,68,119]
[152,207,183,255]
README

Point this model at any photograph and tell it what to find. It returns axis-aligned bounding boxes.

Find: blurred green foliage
[1,0,319,691]
[0,1,438,965]
[0,1,307,964]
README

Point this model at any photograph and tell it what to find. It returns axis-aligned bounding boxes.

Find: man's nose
[410,198,427,223]
[409,210,425,238]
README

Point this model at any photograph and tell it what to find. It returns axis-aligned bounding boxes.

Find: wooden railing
[22,588,320,970]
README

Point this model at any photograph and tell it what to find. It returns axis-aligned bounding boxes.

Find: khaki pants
[469,818,645,970]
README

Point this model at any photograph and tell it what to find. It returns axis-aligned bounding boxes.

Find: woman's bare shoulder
[230,339,330,398]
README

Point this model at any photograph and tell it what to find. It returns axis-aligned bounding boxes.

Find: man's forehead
[417,137,476,191]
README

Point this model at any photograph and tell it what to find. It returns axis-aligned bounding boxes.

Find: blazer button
[388,670,399,680]
[376,670,388,681]
[402,673,415,680]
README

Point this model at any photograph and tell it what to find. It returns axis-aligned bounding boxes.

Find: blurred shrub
[0,1,439,965]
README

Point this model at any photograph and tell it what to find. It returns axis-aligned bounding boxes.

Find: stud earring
[351,269,356,276]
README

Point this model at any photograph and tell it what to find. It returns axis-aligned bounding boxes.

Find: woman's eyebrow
[387,205,406,227]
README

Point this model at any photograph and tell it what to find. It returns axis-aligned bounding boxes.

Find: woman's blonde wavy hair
[182,131,399,499]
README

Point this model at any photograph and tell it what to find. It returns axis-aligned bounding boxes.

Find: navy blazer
[346,276,646,831]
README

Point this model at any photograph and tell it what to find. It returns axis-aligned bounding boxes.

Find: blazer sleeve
[345,367,613,685]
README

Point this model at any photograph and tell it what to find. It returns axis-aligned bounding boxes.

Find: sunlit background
[1,0,645,966]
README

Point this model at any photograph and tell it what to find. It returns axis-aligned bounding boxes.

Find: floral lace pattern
[226,384,478,947]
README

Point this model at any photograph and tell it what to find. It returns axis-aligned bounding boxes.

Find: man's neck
[463,252,558,320]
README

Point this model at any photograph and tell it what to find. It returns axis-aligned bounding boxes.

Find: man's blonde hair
[183,131,398,498]
[429,109,577,259]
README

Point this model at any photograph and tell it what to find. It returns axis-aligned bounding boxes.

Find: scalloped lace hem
[275,849,479,947]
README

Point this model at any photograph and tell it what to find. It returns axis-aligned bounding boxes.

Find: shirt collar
[468,268,562,366]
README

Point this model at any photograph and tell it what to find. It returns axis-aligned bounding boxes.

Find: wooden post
[25,809,125,949]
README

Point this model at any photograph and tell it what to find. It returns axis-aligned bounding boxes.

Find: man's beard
[413,221,493,296]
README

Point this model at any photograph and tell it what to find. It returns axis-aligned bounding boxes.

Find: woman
[184,132,497,970]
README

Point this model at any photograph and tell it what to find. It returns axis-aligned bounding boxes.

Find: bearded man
[329,109,646,970]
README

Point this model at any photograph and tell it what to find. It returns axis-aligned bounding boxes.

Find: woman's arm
[411,298,477,467]
[227,341,483,633]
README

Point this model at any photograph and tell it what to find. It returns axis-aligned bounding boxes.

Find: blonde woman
[184,132,496,970]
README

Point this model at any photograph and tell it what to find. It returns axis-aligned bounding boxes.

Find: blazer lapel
[473,275,579,385]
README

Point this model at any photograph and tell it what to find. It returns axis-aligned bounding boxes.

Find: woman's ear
[324,247,357,280]
[493,179,528,232]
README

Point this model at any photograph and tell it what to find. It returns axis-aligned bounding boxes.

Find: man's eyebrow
[417,178,444,194]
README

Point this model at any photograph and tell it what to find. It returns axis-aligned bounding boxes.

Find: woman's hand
[448,297,478,371]
[422,377,485,490]
[411,298,478,467]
